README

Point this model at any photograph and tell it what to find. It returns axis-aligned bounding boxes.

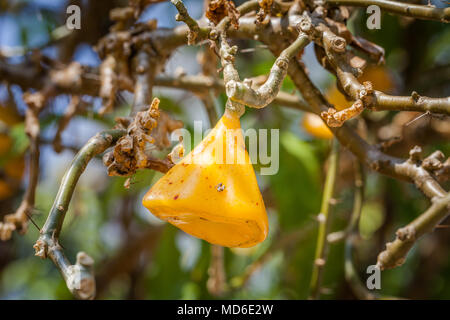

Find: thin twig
[53,96,84,153]
[377,192,450,270]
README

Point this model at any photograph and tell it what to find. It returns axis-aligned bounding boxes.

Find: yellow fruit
[360,66,394,93]
[0,134,12,156]
[142,110,268,248]
[302,112,334,139]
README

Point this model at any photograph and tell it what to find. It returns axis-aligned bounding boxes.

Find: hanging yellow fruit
[142,109,268,248]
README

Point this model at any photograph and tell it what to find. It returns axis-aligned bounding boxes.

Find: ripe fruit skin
[302,113,333,139]
[142,110,268,248]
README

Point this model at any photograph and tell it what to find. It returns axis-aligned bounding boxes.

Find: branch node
[331,36,346,53]
[33,238,48,259]
[66,252,96,300]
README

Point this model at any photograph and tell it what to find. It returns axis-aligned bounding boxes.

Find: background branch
[325,0,450,22]
[34,129,126,299]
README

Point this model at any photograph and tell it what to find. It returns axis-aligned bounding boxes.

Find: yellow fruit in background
[0,133,23,200]
[360,66,394,93]
[0,104,22,126]
[327,66,395,111]
[302,113,334,139]
[326,86,353,111]
[143,110,269,248]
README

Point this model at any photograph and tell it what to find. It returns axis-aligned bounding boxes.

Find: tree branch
[34,129,126,299]
[326,0,450,23]
[0,89,49,240]
[377,192,450,270]
[309,139,340,299]
[171,0,200,45]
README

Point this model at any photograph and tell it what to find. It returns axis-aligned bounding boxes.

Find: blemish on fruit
[174,194,179,200]
[216,183,225,192]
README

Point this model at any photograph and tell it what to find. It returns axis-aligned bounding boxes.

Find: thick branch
[309,139,339,299]
[0,92,45,240]
[219,35,246,117]
[34,129,126,299]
